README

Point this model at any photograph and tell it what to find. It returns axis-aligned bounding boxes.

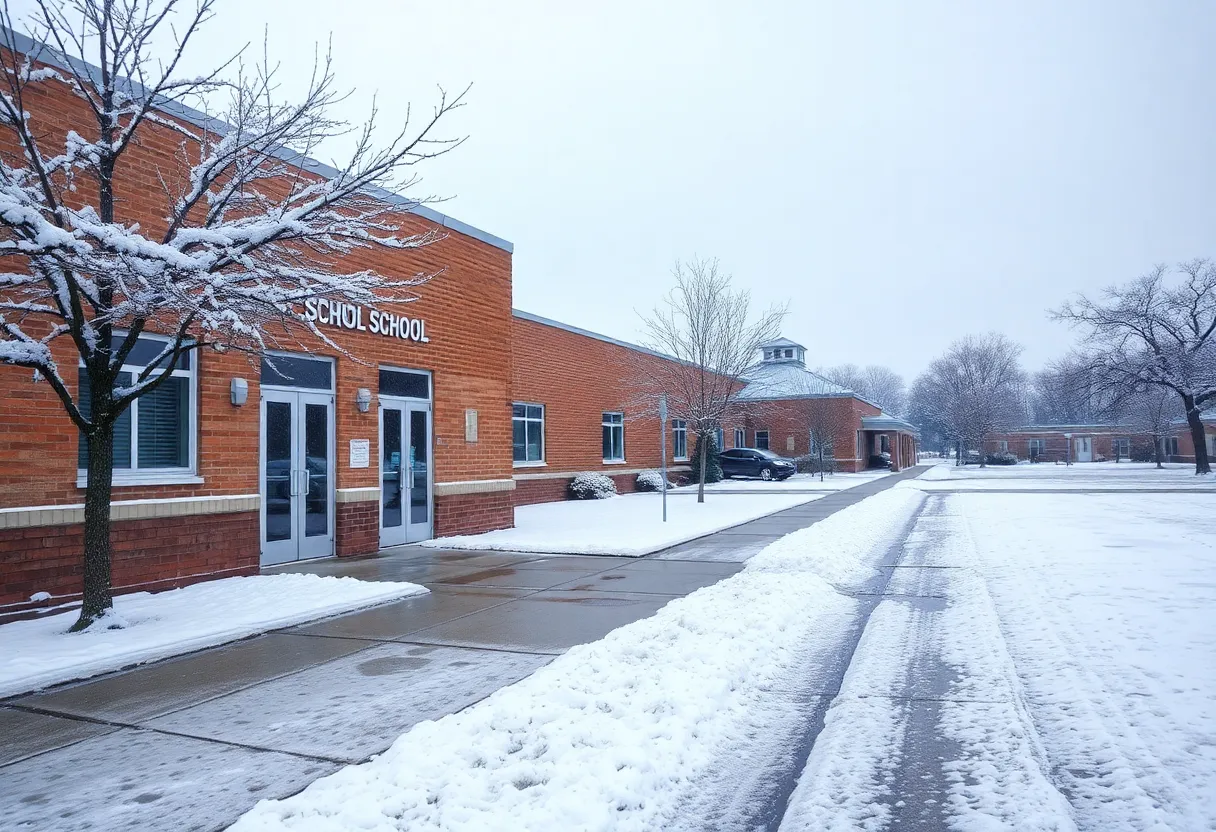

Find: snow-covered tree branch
[1056,260,1216,474]
[0,0,469,629]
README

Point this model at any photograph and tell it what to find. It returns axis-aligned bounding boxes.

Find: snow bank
[232,488,926,831]
[0,574,426,698]
[420,491,825,557]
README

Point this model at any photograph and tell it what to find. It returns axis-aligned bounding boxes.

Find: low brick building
[985,415,1215,464]
[0,32,917,613]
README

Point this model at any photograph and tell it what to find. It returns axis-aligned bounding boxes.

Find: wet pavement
[0,466,926,831]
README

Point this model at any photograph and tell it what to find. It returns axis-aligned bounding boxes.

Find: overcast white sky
[17,0,1216,380]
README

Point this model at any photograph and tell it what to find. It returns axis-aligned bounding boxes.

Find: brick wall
[335,501,380,557]
[1,511,259,610]
[984,430,1157,462]
[739,397,881,473]
[0,42,517,589]
[434,490,515,537]
[510,315,750,501]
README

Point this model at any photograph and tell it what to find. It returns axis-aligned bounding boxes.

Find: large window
[672,419,688,460]
[734,428,745,448]
[1028,438,1045,458]
[1114,437,1130,458]
[755,430,770,451]
[602,412,625,462]
[78,334,195,481]
[715,427,725,451]
[512,403,545,464]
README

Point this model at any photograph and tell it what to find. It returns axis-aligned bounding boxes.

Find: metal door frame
[259,387,335,566]
[379,397,433,547]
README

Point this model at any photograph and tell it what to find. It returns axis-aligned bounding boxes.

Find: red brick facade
[0,38,922,613]
[1,511,258,614]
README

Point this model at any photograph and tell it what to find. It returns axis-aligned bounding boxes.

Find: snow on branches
[0,0,467,428]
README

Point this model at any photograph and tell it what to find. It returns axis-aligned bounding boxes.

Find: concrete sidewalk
[0,465,927,831]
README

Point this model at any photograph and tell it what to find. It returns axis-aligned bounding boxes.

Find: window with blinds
[78,334,195,478]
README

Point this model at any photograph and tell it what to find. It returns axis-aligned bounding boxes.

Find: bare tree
[1117,385,1182,468]
[799,395,850,482]
[821,363,907,416]
[1031,354,1119,425]
[910,333,1028,466]
[1057,260,1216,474]
[0,0,467,629]
[638,256,786,502]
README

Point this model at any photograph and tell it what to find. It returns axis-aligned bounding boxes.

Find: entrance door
[380,401,433,547]
[1074,436,1092,463]
[261,390,334,565]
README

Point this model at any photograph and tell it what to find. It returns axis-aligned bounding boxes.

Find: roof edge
[512,309,680,364]
[0,25,513,254]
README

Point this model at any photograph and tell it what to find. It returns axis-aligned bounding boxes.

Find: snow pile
[0,574,426,698]
[232,489,926,831]
[421,491,826,557]
[568,472,617,500]
[748,487,922,590]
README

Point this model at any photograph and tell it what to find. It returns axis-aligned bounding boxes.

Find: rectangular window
[1114,438,1130,458]
[755,430,769,451]
[1028,439,1045,458]
[1167,437,1179,457]
[672,419,688,460]
[602,412,625,462]
[734,428,745,448]
[998,440,1009,453]
[715,427,724,451]
[78,334,195,480]
[512,403,545,464]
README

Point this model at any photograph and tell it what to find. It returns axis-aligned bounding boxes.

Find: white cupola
[758,337,807,366]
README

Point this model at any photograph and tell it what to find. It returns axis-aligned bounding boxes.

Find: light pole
[659,394,668,522]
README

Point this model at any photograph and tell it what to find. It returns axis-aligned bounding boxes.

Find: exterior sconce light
[356,388,372,413]
[230,377,248,407]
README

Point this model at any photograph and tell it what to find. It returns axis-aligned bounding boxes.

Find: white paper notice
[349,439,370,469]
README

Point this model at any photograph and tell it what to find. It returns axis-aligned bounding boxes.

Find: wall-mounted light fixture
[230,377,248,407]
[355,388,372,413]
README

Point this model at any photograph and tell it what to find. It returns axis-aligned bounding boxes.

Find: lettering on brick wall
[303,298,430,343]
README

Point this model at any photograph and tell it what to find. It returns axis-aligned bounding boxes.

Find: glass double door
[380,401,432,547]
[261,390,334,565]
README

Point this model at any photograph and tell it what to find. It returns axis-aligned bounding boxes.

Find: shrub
[688,433,723,483]
[984,452,1018,465]
[635,470,674,492]
[569,472,617,500]
[796,454,835,474]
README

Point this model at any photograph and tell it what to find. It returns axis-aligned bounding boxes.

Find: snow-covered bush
[635,470,673,492]
[985,452,1018,465]
[569,472,617,500]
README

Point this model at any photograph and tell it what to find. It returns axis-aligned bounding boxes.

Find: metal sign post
[659,395,668,522]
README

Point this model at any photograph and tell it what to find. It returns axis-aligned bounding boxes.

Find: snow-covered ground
[783,464,1216,830]
[231,488,926,831]
[956,490,1216,829]
[420,491,825,556]
[908,460,1215,490]
[671,469,893,493]
[0,574,426,698]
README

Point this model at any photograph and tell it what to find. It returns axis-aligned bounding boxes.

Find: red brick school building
[0,36,916,613]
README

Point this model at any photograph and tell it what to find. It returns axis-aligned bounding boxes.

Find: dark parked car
[720,448,797,480]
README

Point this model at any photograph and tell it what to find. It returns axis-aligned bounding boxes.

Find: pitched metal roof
[0,25,513,254]
[735,362,854,401]
[759,337,806,350]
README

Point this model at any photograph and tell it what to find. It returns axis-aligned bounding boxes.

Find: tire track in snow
[777,495,1078,831]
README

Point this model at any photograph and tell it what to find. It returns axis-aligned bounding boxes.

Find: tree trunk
[1154,435,1164,468]
[71,419,116,632]
[697,434,707,504]
[1183,395,1211,475]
